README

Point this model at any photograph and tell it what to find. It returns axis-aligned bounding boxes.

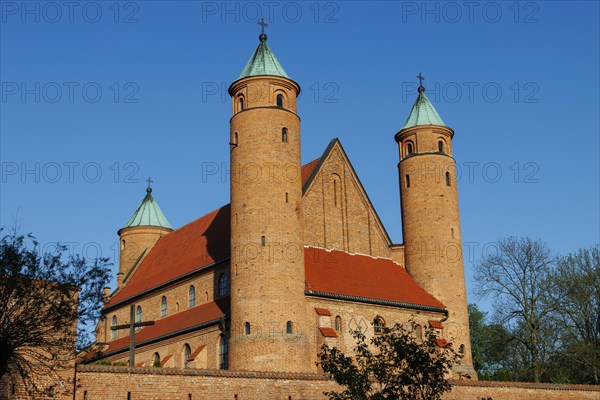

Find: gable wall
[303,145,400,262]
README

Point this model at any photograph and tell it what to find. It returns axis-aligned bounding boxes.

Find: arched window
[152,352,161,368]
[286,321,293,334]
[276,94,284,107]
[219,335,228,370]
[111,316,117,339]
[374,316,385,335]
[160,296,167,317]
[406,142,414,155]
[218,273,228,296]
[438,140,444,153]
[135,306,142,332]
[405,174,410,188]
[334,316,342,333]
[244,322,251,335]
[459,344,465,354]
[445,171,451,186]
[183,344,192,368]
[282,127,288,143]
[189,285,196,308]
[238,97,244,111]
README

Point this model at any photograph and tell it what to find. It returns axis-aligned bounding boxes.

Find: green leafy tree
[549,245,600,384]
[0,229,111,393]
[317,321,460,400]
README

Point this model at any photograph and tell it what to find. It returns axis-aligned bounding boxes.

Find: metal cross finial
[146,177,153,189]
[417,72,425,87]
[258,17,268,34]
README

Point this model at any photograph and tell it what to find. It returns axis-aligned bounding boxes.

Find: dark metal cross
[145,177,153,189]
[111,304,155,367]
[417,72,425,87]
[257,17,268,34]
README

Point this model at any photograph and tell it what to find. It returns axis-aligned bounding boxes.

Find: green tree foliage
[548,245,600,384]
[317,321,460,400]
[0,229,111,393]
[472,239,599,384]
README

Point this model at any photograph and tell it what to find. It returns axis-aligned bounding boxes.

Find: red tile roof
[319,327,338,338]
[101,299,228,356]
[304,247,445,310]
[314,307,332,316]
[301,158,320,187]
[108,161,321,307]
[436,338,450,348]
[429,320,444,329]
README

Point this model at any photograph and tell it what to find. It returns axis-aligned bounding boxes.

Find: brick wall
[71,366,600,400]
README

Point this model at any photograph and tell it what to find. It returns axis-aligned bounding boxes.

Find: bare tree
[0,229,110,394]
[474,237,557,382]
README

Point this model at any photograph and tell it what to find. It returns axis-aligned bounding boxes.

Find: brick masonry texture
[68,366,600,400]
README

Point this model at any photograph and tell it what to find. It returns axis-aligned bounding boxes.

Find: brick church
[90,30,476,379]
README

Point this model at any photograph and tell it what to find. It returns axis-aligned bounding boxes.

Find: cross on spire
[416,72,426,93]
[257,17,268,34]
[111,304,155,367]
[146,177,153,189]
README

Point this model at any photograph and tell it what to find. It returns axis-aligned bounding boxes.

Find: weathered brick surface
[70,366,600,400]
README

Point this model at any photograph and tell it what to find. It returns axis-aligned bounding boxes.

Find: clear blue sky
[1,1,599,311]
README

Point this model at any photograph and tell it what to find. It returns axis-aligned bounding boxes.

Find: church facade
[91,32,475,379]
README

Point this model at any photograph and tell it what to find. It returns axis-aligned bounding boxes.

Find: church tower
[228,30,311,372]
[395,77,476,377]
[116,183,172,288]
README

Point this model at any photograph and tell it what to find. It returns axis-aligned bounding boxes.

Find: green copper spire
[123,180,172,229]
[401,75,446,129]
[236,32,290,80]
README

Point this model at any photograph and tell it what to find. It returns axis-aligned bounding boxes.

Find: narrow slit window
[111,316,117,339]
[189,285,196,307]
[161,296,167,317]
[245,322,251,335]
[407,142,414,155]
[238,97,244,111]
[405,174,410,188]
[285,192,288,203]
[282,127,288,142]
[286,321,293,334]
[445,171,451,186]
[135,306,142,332]
[276,94,284,107]
[333,180,338,206]
[261,236,266,246]
[438,140,444,153]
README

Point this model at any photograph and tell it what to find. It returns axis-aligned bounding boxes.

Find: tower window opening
[286,321,293,334]
[218,273,228,296]
[276,94,284,107]
[406,142,414,155]
[244,322,251,335]
[445,171,451,186]
[334,316,342,332]
[121,240,125,250]
[282,127,288,142]
[451,228,455,239]
[438,140,444,153]
[261,235,266,246]
[285,192,288,203]
[232,132,238,146]
[405,174,411,188]
[238,97,244,111]
[161,296,167,317]
[153,352,161,367]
